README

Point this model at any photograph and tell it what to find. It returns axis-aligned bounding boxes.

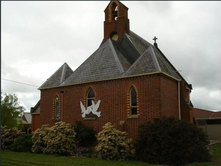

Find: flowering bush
[32,124,50,153]
[1,125,24,149]
[32,121,76,156]
[75,147,89,156]
[95,122,134,160]
[76,147,89,153]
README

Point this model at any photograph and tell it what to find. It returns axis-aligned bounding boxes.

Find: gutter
[178,80,181,120]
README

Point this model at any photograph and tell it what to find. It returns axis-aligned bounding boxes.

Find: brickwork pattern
[39,73,188,140]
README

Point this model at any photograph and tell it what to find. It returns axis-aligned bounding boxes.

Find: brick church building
[31,0,193,140]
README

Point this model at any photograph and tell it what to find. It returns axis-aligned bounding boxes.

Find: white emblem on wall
[80,100,101,118]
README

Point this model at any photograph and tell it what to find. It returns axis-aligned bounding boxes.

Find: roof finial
[153,36,158,48]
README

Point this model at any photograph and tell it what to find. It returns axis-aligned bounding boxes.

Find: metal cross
[153,36,158,43]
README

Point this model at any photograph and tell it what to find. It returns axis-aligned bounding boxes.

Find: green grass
[188,143,221,166]
[1,150,152,166]
[210,143,221,159]
[1,143,221,166]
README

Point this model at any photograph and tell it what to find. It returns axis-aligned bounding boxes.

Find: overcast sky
[1,1,221,112]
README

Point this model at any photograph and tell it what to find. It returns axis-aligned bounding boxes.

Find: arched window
[55,96,60,119]
[87,88,95,107]
[130,87,138,115]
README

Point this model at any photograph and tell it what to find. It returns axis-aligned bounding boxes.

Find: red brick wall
[104,1,130,41]
[40,73,186,140]
[160,76,179,119]
[179,80,193,122]
[31,114,40,132]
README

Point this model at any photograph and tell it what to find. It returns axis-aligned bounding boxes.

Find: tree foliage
[95,122,134,161]
[74,121,96,146]
[135,116,211,165]
[1,93,25,128]
[10,134,33,152]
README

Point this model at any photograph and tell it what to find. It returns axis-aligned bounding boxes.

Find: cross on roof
[153,36,158,43]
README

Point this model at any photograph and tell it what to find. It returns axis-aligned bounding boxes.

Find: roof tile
[40,31,187,89]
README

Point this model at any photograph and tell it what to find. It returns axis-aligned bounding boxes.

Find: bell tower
[104,0,130,42]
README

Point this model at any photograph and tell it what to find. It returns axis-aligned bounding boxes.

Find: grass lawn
[1,143,221,166]
[1,150,152,166]
[188,143,221,166]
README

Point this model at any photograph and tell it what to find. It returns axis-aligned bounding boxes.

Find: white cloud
[1,1,221,112]
[191,87,221,111]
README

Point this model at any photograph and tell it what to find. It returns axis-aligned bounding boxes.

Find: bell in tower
[104,0,130,42]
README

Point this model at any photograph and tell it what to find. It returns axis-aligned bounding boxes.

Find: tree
[1,93,25,128]
[135,116,210,165]
[74,121,96,146]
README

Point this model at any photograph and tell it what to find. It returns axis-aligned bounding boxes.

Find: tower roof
[39,30,184,89]
[39,1,190,90]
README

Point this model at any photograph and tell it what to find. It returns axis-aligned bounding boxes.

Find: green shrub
[74,121,96,146]
[135,116,211,165]
[1,125,24,149]
[32,122,76,156]
[95,122,134,161]
[32,124,50,153]
[10,134,33,152]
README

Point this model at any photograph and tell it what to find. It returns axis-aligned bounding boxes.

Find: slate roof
[39,63,73,89]
[39,31,185,89]
[31,100,40,114]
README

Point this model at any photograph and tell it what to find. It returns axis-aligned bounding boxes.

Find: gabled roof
[23,113,32,124]
[39,31,186,89]
[61,39,124,86]
[39,63,73,89]
[193,108,221,120]
[31,100,40,114]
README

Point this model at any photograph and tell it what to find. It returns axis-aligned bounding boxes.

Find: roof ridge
[153,46,190,85]
[125,47,151,74]
[60,63,68,83]
[39,63,64,89]
[108,39,125,74]
[125,45,161,74]
[150,46,161,72]
[130,31,152,45]
[39,62,73,89]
